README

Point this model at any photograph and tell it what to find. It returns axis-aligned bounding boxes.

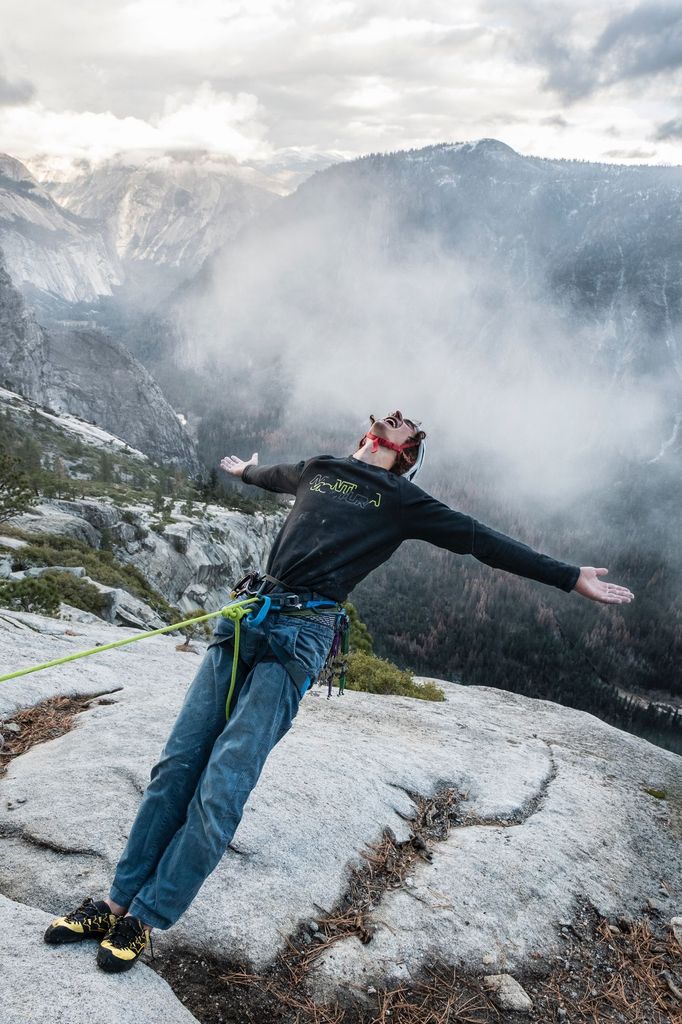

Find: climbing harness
[0,573,352,719]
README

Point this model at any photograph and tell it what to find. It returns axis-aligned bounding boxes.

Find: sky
[2,0,682,172]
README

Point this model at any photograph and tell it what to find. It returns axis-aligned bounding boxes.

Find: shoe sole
[96,946,142,973]
[44,925,107,944]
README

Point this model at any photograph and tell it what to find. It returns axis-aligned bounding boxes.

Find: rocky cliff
[42,327,200,472]
[43,156,277,289]
[0,275,199,471]
[0,153,121,310]
[8,495,284,613]
[0,254,50,402]
[1,151,278,316]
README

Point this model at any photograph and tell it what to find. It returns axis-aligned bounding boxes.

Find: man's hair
[356,422,427,477]
[392,427,426,477]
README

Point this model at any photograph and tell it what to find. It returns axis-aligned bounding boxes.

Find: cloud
[0,84,272,162]
[540,114,570,128]
[498,1,682,102]
[595,3,682,82]
[0,72,34,106]
[1,0,680,168]
[654,116,682,139]
[602,146,657,158]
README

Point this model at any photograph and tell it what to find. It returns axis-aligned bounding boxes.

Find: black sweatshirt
[242,455,580,602]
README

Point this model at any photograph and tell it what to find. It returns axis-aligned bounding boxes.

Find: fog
[172,155,676,514]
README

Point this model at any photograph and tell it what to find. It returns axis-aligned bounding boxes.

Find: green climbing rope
[221,599,259,720]
[0,596,261,720]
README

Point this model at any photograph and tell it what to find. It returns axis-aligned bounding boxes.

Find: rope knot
[221,601,257,623]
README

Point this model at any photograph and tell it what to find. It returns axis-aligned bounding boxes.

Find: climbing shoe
[97,914,151,973]
[44,897,119,944]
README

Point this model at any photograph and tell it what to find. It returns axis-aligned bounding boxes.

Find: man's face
[368,410,419,448]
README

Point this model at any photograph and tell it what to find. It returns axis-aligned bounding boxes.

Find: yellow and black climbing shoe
[44,897,119,944]
[97,914,151,973]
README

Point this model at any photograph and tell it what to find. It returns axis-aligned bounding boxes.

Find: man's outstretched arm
[220,452,306,495]
[401,486,634,605]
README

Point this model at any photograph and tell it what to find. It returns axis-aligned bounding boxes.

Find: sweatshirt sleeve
[401,484,580,593]
[241,460,306,495]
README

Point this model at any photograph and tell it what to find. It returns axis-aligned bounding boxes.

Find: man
[43,411,634,971]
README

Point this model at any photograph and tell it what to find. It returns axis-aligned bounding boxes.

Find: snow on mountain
[0,385,147,459]
[0,153,121,305]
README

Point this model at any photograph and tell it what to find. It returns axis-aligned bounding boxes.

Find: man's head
[357,410,427,477]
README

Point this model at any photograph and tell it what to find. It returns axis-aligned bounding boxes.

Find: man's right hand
[220,452,258,478]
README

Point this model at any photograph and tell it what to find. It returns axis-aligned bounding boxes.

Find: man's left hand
[573,567,634,604]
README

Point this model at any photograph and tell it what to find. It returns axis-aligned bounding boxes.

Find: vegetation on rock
[342,603,443,701]
[10,533,174,618]
[345,650,445,701]
[0,577,60,616]
[0,444,37,524]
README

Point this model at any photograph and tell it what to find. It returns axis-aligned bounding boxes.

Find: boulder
[81,577,166,629]
[13,565,86,580]
[10,505,100,547]
[0,535,28,551]
[163,522,192,555]
[482,973,533,1012]
[59,603,104,625]
[52,499,121,533]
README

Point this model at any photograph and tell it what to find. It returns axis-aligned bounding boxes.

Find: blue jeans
[109,604,336,930]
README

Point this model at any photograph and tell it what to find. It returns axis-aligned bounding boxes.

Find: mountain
[0,248,50,400]
[0,154,121,316]
[31,155,279,312]
[0,152,280,318]
[0,253,198,471]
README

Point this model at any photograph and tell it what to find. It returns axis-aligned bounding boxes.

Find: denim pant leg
[110,641,243,909]
[128,653,301,930]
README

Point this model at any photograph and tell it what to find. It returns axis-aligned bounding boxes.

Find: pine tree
[0,446,38,523]
[53,456,67,499]
[99,450,114,484]
[152,483,164,514]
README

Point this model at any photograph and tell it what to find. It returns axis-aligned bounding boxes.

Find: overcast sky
[2,0,682,172]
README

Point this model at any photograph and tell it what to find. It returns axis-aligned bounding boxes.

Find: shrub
[0,446,38,523]
[43,570,109,617]
[177,608,213,640]
[345,650,445,702]
[0,577,60,616]
[11,533,174,618]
